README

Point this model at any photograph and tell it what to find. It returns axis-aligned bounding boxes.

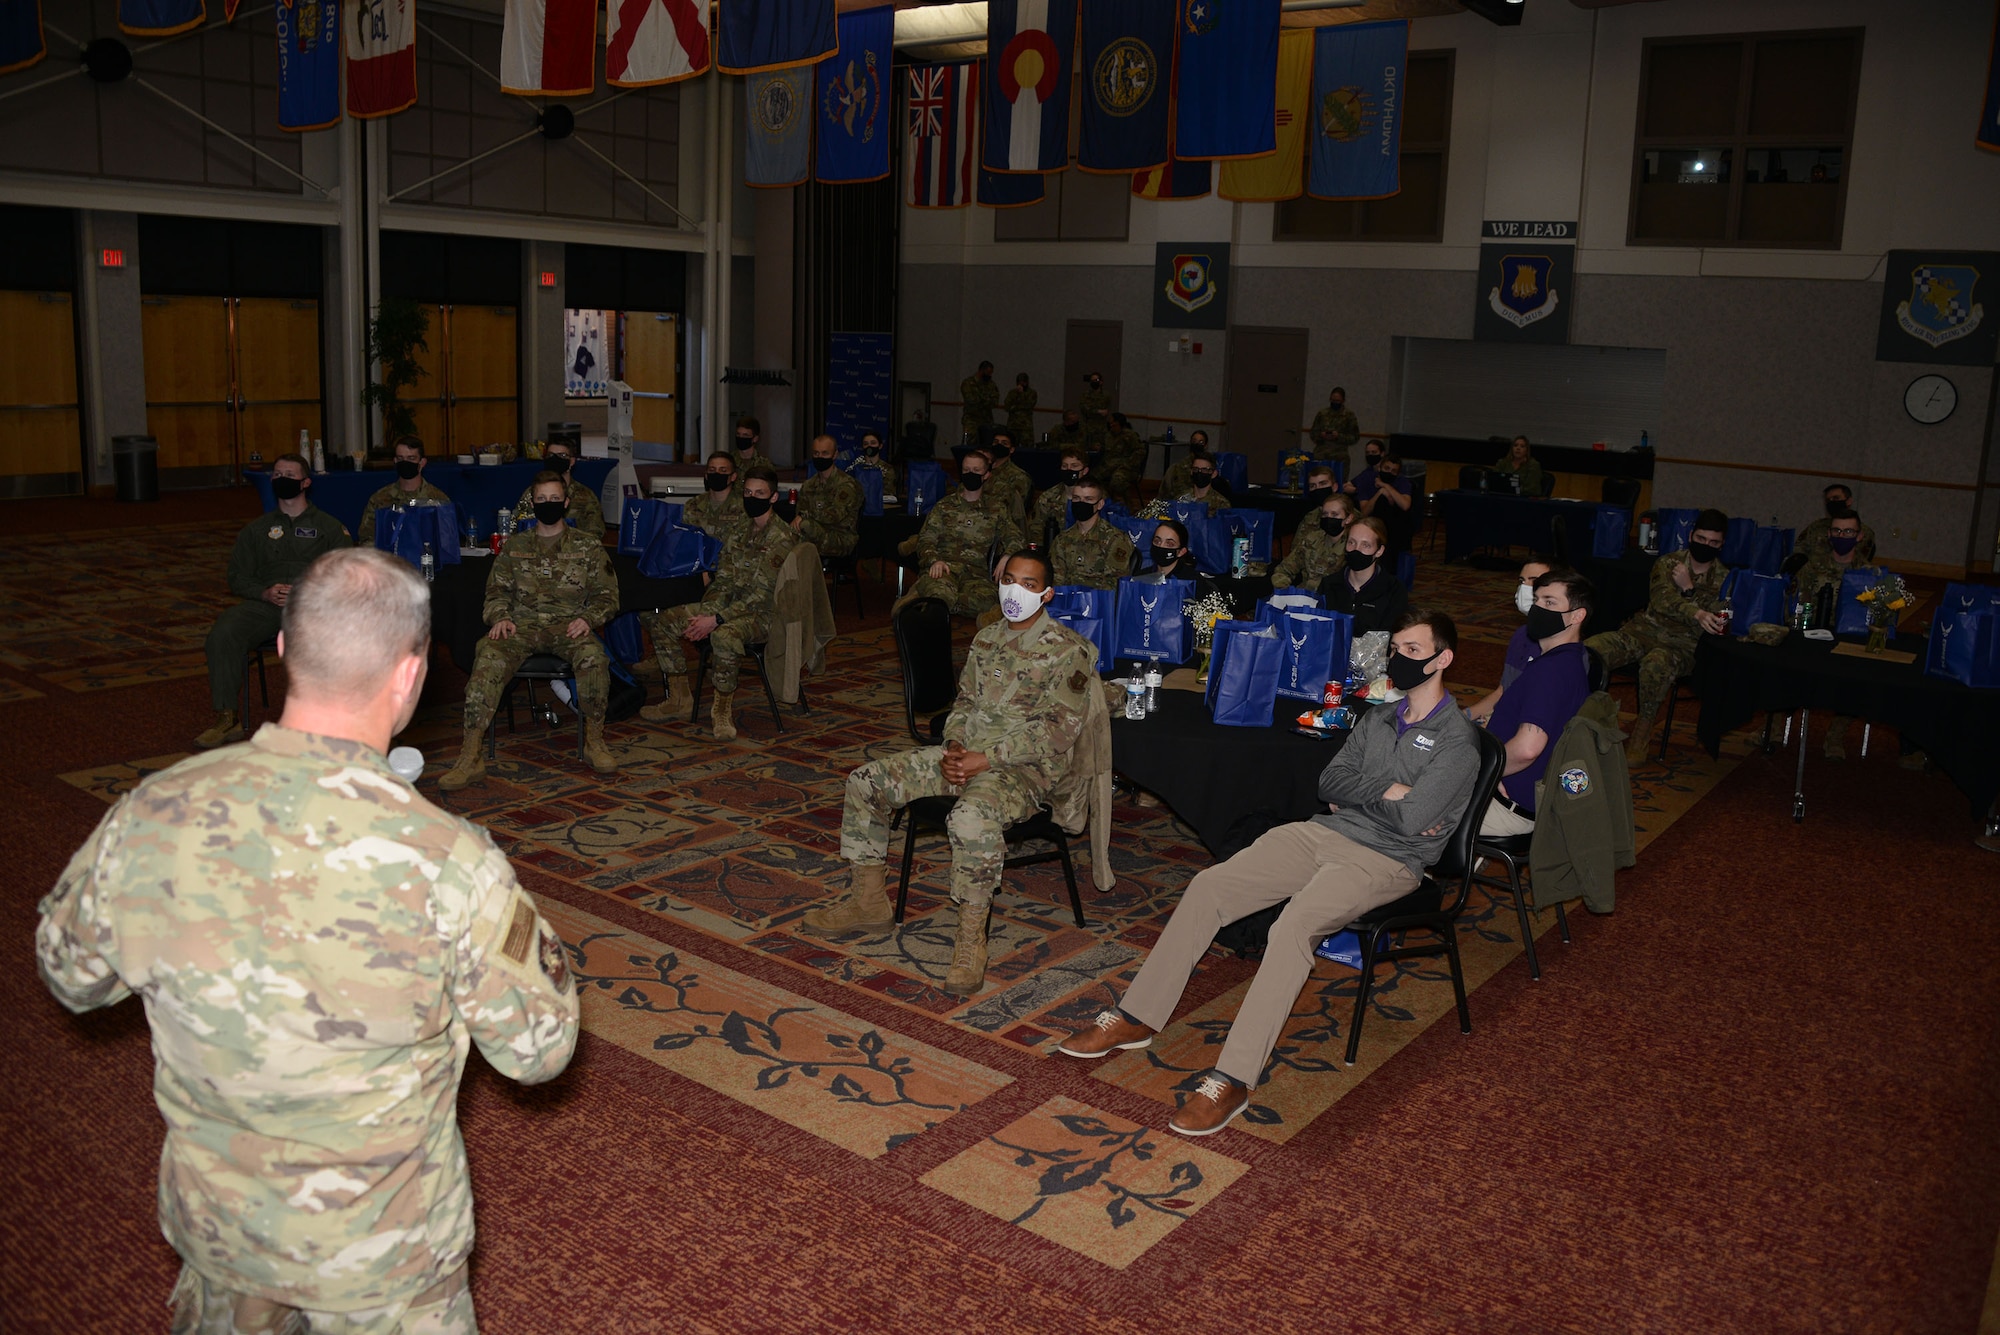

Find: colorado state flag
[276,0,341,131]
[1308,19,1407,200]
[1174,0,1279,160]
[815,5,892,184]
[119,0,204,37]
[984,0,1078,174]
[717,0,835,75]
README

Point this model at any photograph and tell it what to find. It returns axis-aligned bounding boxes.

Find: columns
[74,211,146,493]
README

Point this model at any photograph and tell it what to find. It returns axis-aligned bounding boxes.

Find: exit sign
[539,271,557,288]
[100,248,125,269]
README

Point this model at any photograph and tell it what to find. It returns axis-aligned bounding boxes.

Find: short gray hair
[282,549,430,700]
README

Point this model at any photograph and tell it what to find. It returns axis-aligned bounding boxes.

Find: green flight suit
[206,503,352,710]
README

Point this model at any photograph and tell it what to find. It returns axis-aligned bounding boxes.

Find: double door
[0,289,83,496]
[403,304,519,454]
[142,296,322,476]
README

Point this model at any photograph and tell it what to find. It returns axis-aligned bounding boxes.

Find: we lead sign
[1481,220,1578,241]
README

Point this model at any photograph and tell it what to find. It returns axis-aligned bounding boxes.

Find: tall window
[1628,30,1862,248]
[1274,50,1454,242]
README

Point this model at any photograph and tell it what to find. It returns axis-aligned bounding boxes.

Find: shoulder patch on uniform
[538,928,571,993]
[1559,766,1591,796]
[294,527,318,538]
[268,525,284,539]
[500,897,536,964]
[1068,669,1088,692]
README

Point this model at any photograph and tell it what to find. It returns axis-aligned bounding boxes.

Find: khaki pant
[170,1262,474,1335]
[1120,821,1416,1087]
[1478,798,1536,837]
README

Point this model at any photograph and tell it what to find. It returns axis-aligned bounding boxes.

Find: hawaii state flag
[1309,20,1407,200]
[907,63,979,208]
[717,0,835,75]
[348,0,416,118]
[119,0,204,37]
[277,0,341,132]
[1077,0,1172,173]
[979,167,1044,208]
[607,0,711,87]
[500,0,595,97]
[984,0,1077,173]
[1,0,47,75]
[1174,0,1279,160]
[815,5,892,184]
[1220,27,1312,201]
[1133,155,1211,200]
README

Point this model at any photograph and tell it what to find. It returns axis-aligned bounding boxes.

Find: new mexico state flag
[1219,28,1312,202]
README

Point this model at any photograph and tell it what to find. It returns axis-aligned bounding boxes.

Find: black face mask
[1345,548,1376,571]
[1061,468,1083,484]
[545,454,571,475]
[1365,454,1383,468]
[1386,649,1440,692]
[862,445,881,457]
[736,438,756,451]
[1191,471,1214,487]
[961,472,986,492]
[705,473,732,492]
[743,495,772,519]
[810,457,834,474]
[1319,516,1345,537]
[1069,500,1097,523]
[1687,540,1722,565]
[395,459,421,480]
[1308,483,1332,497]
[1331,402,1345,413]
[1824,498,1845,518]
[991,445,1011,460]
[1525,604,1572,641]
[533,500,568,527]
[271,476,303,501]
[1151,545,1181,569]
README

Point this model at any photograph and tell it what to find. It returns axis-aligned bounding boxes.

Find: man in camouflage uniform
[1004,371,1038,443]
[802,549,1097,995]
[1271,491,1354,590]
[733,415,767,471]
[1798,481,1877,565]
[1051,407,1087,450]
[904,449,1022,619]
[356,437,452,546]
[1100,411,1147,506]
[960,361,1000,440]
[198,453,351,750]
[1029,448,1091,548]
[1792,507,1876,760]
[38,547,577,1335]
[509,437,605,537]
[1052,479,1134,589]
[794,433,860,558]
[1585,508,1732,764]
[1170,451,1230,516]
[1309,386,1360,475]
[984,428,1033,527]
[1079,373,1113,453]
[1159,430,1211,501]
[685,451,742,536]
[641,465,798,740]
[440,473,621,788]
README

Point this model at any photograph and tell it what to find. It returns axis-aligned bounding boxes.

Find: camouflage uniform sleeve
[36,800,135,1013]
[572,481,606,536]
[482,547,519,626]
[1858,523,1877,564]
[985,636,1095,767]
[1647,554,1705,626]
[445,840,579,1085]
[356,489,386,546]
[1271,534,1303,589]
[511,484,536,524]
[227,518,271,600]
[711,526,792,626]
[995,508,1023,561]
[582,540,619,627]
[1334,412,1359,453]
[940,629,993,749]
[917,504,948,569]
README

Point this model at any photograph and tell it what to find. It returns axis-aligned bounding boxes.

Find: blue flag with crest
[745,66,813,187]
[815,5,893,183]
[1076,0,1173,172]
[276,0,341,133]
[716,0,836,75]
[1174,0,1280,160]
[1307,20,1407,200]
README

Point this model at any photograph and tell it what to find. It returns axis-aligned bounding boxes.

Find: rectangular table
[1431,489,1625,564]
[249,460,617,538]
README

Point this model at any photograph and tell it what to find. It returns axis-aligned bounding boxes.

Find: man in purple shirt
[1467,560,1553,725]
[1480,569,1595,837]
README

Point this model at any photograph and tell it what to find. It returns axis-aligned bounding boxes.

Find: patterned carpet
[7,499,1998,1333]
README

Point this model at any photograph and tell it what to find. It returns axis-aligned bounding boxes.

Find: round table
[1109,689,1352,855]
[429,551,702,674]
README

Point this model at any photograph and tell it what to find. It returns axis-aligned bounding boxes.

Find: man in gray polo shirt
[1059,609,1480,1137]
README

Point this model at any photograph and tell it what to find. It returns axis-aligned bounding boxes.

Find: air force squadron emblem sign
[1896,264,1983,348]
[1489,254,1558,328]
[1153,241,1230,329]
[1874,250,2000,366]
[1167,253,1217,313]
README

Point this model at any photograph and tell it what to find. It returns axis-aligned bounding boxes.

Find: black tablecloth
[1391,434,1654,481]
[1432,490,1625,563]
[1110,689,1348,855]
[1693,632,2000,818]
[856,512,924,562]
[1232,486,1321,540]
[430,552,703,674]
[1574,548,1655,637]
[251,460,616,538]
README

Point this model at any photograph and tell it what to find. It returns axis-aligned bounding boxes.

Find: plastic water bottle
[420,542,435,584]
[1124,680,1146,721]
[1143,665,1162,713]
[1164,424,1175,443]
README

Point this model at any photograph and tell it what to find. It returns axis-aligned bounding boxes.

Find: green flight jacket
[227,504,353,600]
[1528,692,1636,914]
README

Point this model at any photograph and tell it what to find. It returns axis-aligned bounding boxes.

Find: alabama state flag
[606,0,711,87]
[907,63,979,208]
[348,0,417,118]
[500,0,595,97]
[983,0,1077,174]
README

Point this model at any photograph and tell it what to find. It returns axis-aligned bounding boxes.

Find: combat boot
[942,900,991,997]
[437,729,487,791]
[1624,709,1659,767]
[799,864,894,936]
[583,719,618,774]
[194,709,243,750]
[638,675,691,724]
[710,689,737,741]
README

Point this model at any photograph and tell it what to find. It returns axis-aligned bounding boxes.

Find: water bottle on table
[1123,679,1146,721]
[1143,665,1162,714]
[420,542,435,584]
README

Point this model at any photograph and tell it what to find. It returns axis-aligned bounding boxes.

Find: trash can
[112,435,159,502]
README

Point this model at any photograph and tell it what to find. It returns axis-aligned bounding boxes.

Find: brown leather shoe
[1056,1009,1154,1059]
[1167,1073,1249,1137]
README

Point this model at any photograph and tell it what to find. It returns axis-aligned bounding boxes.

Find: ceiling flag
[815,5,892,184]
[277,0,341,131]
[717,0,836,75]
[1307,20,1407,200]
[907,62,980,208]
[348,0,417,118]
[1173,0,1280,160]
[1077,0,1172,173]
[1219,27,1312,201]
[606,0,712,88]
[500,0,596,98]
[983,0,1078,174]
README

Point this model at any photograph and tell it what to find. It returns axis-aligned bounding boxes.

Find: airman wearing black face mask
[687,451,742,538]
[1029,450,1091,547]
[356,438,452,546]
[1050,479,1132,591]
[509,441,605,536]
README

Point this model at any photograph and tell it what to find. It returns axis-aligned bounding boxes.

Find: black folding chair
[239,636,279,729]
[893,596,957,745]
[487,654,586,761]
[823,552,865,620]
[1343,729,1507,1065]
[893,800,1085,928]
[1601,476,1641,510]
[688,638,792,732]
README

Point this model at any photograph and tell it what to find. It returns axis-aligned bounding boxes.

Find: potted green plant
[362,299,430,460]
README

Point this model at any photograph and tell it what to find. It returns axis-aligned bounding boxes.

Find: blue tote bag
[1273,608,1355,701]
[1590,507,1631,559]
[1746,525,1794,576]
[1109,515,1158,566]
[1214,451,1249,492]
[374,503,461,570]
[1222,508,1274,564]
[906,461,948,516]
[1114,577,1188,662]
[1204,620,1283,727]
[854,467,885,518]
[1833,566,1889,637]
[1655,508,1699,553]
[1721,570,1787,637]
[637,523,721,579]
[1720,516,1759,568]
[1925,583,2000,688]
[1186,513,1235,575]
[618,497,680,556]
[602,611,647,664]
[1048,586,1113,675]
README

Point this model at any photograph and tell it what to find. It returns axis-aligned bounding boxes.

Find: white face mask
[1515,583,1536,616]
[997,582,1045,624]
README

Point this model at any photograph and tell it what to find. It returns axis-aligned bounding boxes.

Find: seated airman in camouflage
[1051,478,1134,590]
[903,449,1023,620]
[802,550,1098,995]
[685,450,742,537]
[509,437,605,536]
[355,436,451,546]
[1028,447,1091,548]
[794,433,862,558]
[1050,406,1087,449]
[1171,449,1231,516]
[1100,411,1148,506]
[440,472,621,788]
[1271,490,1355,591]
[38,547,578,1335]
[984,428,1033,528]
[642,464,798,740]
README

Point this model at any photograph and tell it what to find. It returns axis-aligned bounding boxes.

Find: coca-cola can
[1323,679,1344,707]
